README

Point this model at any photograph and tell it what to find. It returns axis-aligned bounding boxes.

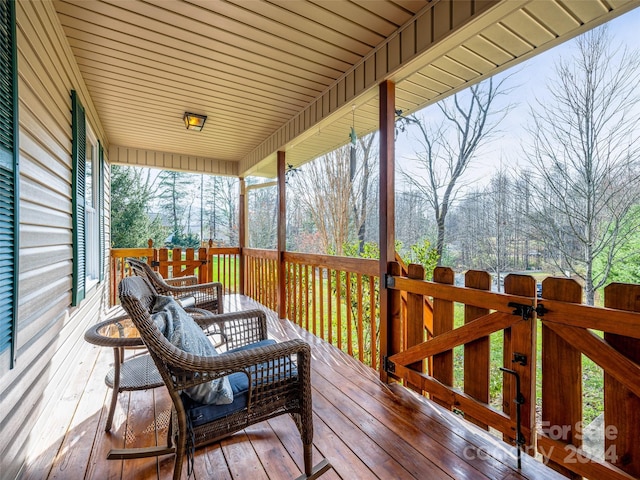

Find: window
[72,91,105,306]
[0,0,18,368]
[85,125,99,286]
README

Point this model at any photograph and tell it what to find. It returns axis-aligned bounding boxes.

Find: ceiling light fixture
[184,112,207,131]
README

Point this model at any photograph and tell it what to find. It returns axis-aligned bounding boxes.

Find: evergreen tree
[110,165,166,248]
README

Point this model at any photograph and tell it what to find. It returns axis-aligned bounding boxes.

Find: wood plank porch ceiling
[53,0,639,178]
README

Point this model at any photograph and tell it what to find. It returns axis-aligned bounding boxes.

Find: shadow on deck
[20,295,565,480]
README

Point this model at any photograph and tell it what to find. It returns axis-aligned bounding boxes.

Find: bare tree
[352,133,377,254]
[204,176,239,245]
[525,26,640,304]
[486,170,513,290]
[396,181,432,251]
[399,76,513,263]
[247,183,277,249]
[289,147,352,255]
[158,170,192,235]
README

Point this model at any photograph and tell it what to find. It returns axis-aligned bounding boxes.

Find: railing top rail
[111,248,154,257]
[284,251,379,277]
[539,299,640,339]
[206,247,241,255]
[243,248,278,260]
[112,246,240,255]
[391,272,640,338]
[391,276,535,315]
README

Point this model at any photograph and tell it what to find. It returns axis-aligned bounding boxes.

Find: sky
[395,5,640,190]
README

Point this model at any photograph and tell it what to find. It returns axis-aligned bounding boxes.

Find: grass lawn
[206,256,239,291]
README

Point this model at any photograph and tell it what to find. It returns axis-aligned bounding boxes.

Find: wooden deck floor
[20,295,565,480]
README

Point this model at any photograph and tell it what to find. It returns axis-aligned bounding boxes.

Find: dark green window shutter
[98,141,105,282]
[0,0,19,368]
[72,90,86,305]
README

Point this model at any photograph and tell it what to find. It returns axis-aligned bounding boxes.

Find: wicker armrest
[165,275,198,287]
[191,309,267,350]
[162,281,222,295]
[164,282,224,313]
[167,339,310,392]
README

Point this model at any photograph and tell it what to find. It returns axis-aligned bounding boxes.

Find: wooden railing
[110,241,240,305]
[284,251,380,369]
[385,263,640,480]
[243,248,381,369]
[243,248,278,311]
[109,246,640,477]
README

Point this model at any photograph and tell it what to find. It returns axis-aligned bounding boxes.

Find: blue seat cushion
[181,339,299,427]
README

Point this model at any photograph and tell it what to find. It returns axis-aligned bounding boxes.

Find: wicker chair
[126,257,223,313]
[117,276,331,480]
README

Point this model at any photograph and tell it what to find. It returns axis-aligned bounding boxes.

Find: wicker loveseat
[117,276,330,480]
[126,257,223,313]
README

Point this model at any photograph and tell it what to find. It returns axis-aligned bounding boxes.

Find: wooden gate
[385,264,640,479]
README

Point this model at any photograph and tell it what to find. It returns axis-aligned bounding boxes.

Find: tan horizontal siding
[110,145,240,176]
[0,2,111,478]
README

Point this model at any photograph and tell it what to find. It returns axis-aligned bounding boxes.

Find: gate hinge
[383,356,396,374]
[151,260,160,267]
[385,274,395,288]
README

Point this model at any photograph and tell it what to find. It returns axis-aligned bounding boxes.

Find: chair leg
[105,389,118,431]
[167,413,174,449]
[172,410,191,480]
[105,347,122,431]
[295,444,332,480]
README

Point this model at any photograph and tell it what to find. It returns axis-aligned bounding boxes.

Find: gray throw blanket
[151,295,233,405]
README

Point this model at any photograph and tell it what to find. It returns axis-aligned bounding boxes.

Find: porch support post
[379,80,397,382]
[238,177,245,295]
[277,151,287,319]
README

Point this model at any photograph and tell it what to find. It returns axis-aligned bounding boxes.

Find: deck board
[21,295,567,480]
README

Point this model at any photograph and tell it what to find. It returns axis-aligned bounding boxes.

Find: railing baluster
[319,267,325,341]
[463,270,491,429]
[304,264,310,332]
[249,254,253,299]
[604,283,640,478]
[297,263,303,327]
[185,248,194,277]
[346,271,352,356]
[503,274,536,449]
[312,266,317,336]
[406,264,425,393]
[293,262,299,324]
[369,275,377,370]
[328,269,333,345]
[159,248,169,278]
[285,262,293,321]
[539,277,582,476]
[357,273,364,363]
[336,269,342,351]
[432,266,454,408]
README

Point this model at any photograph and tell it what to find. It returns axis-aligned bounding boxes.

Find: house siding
[0,2,110,478]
